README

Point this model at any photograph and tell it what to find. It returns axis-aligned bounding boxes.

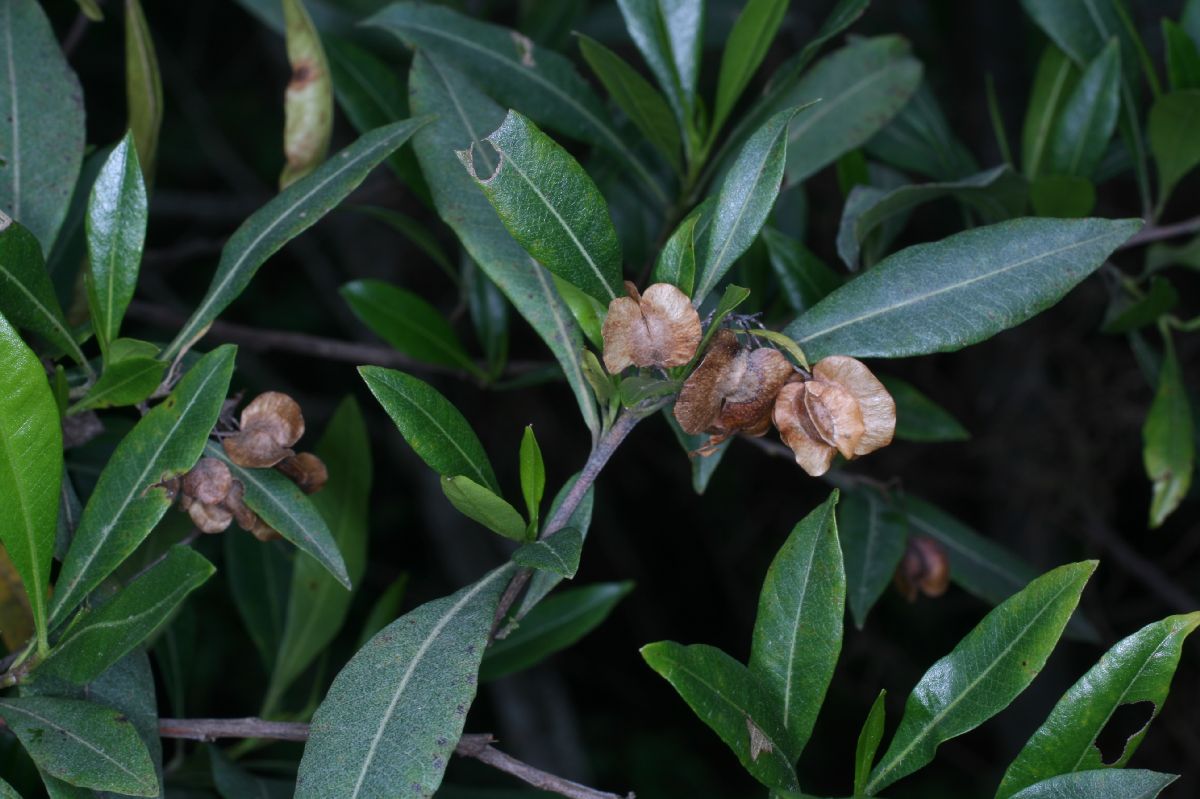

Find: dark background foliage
[21,0,1198,796]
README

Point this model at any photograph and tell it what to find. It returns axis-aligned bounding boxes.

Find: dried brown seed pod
[772,382,837,477]
[248,517,283,543]
[803,379,865,459]
[894,536,950,601]
[812,356,895,456]
[602,282,701,373]
[187,499,234,534]
[674,329,741,435]
[222,479,261,532]
[182,457,233,506]
[276,452,328,494]
[709,348,795,438]
[223,391,306,468]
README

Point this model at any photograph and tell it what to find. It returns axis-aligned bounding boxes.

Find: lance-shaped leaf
[295,564,514,798]
[51,346,236,625]
[749,491,844,761]
[839,489,907,629]
[267,397,371,712]
[207,441,349,589]
[369,2,667,204]
[615,0,702,127]
[784,217,1142,361]
[652,205,702,296]
[0,314,61,652]
[1023,45,1080,179]
[225,532,291,671]
[519,425,544,529]
[1009,770,1178,799]
[712,0,788,136]
[512,528,583,578]
[280,0,333,188]
[0,218,86,365]
[867,81,980,182]
[517,474,594,617]
[762,227,841,314]
[854,690,887,795]
[459,110,623,305]
[68,355,165,413]
[0,0,85,253]
[42,546,214,684]
[865,561,1097,794]
[1047,39,1121,178]
[642,642,799,791]
[162,119,430,361]
[1142,334,1194,528]
[441,475,527,541]
[881,375,970,443]
[1164,19,1200,91]
[483,580,630,681]
[997,613,1200,799]
[408,52,599,434]
[694,107,800,304]
[125,0,163,183]
[86,134,148,352]
[360,366,499,493]
[0,696,157,796]
[211,746,294,799]
[1149,90,1200,208]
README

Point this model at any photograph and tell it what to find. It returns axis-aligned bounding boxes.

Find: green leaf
[1149,90,1200,207]
[51,346,236,626]
[267,398,371,711]
[747,330,809,369]
[552,274,606,350]
[665,410,731,495]
[464,258,509,375]
[356,575,408,650]
[125,0,163,184]
[780,36,923,189]
[1023,45,1080,179]
[1030,174,1096,217]
[0,0,85,253]
[1142,333,1194,528]
[696,108,799,303]
[1047,39,1121,178]
[1164,19,1200,91]
[517,474,594,616]
[459,110,623,305]
[295,564,515,798]
[853,690,887,795]
[84,135,147,352]
[653,205,703,296]
[370,2,667,205]
[225,533,291,671]
[576,33,681,172]
[615,0,703,129]
[1008,770,1177,799]
[867,82,979,181]
[749,491,844,762]
[1146,231,1200,273]
[784,217,1142,361]
[210,746,293,799]
[880,375,970,443]
[619,375,680,407]
[162,119,431,361]
[512,528,583,578]
[1102,276,1178,333]
[519,425,545,530]
[279,0,333,189]
[483,580,630,682]
[712,0,788,136]
[0,218,87,365]
[836,166,1026,269]
[997,613,1200,799]
[762,227,841,314]
[0,696,157,796]
[360,366,499,493]
[207,441,349,588]
[341,279,480,375]
[838,489,907,629]
[68,355,166,413]
[441,475,527,541]
[642,641,799,790]
[865,561,1097,794]
[0,313,62,653]
[43,546,213,684]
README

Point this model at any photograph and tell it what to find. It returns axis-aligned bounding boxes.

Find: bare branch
[1119,215,1200,250]
[157,717,310,742]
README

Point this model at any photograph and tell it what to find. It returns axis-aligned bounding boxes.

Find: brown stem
[1119,214,1200,249]
[457,735,635,799]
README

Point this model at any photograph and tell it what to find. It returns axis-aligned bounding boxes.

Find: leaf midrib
[0,700,150,788]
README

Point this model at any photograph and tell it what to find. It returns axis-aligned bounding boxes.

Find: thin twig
[157,717,310,742]
[1119,214,1200,250]
[457,735,635,799]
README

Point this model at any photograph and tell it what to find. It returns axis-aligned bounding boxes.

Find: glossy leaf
[0,313,61,651]
[50,346,236,626]
[68,356,165,413]
[162,119,430,360]
[43,546,213,684]
[1047,39,1121,178]
[749,491,844,761]
[360,366,499,493]
[459,110,623,305]
[1023,45,1080,179]
[0,0,85,252]
[0,218,86,365]
[85,135,148,352]
[295,564,514,798]
[1142,334,1194,528]
[279,0,333,188]
[839,489,907,629]
[512,528,583,578]
[642,641,799,790]
[441,475,527,541]
[268,397,372,710]
[784,217,1141,361]
[867,81,979,182]
[880,375,970,443]
[997,613,1200,798]
[865,561,1097,793]
[615,0,702,128]
[125,0,163,184]
[762,227,841,314]
[577,33,680,172]
[342,279,480,375]
[1149,90,1200,207]
[854,690,887,795]
[712,0,787,135]
[517,474,594,617]
[0,696,157,796]
[370,2,666,204]
[1164,19,1200,91]
[652,206,702,296]
[695,107,799,303]
[207,441,349,588]
[1009,770,1177,799]
[483,580,630,682]
[519,425,545,529]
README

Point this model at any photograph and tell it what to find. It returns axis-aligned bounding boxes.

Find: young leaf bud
[893,536,951,601]
[276,452,328,494]
[223,391,306,468]
[602,282,701,373]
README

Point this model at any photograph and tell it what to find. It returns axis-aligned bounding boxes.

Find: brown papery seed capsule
[894,536,951,601]
[276,452,328,494]
[223,391,306,468]
[182,457,233,506]
[602,282,701,373]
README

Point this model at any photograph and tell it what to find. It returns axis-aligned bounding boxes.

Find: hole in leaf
[1095,700,1156,765]
[465,139,502,183]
